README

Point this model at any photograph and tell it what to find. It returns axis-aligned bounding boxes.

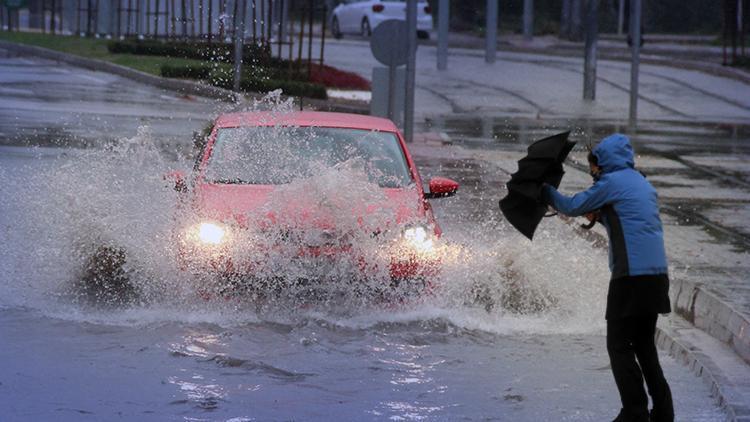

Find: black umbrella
[499,131,576,240]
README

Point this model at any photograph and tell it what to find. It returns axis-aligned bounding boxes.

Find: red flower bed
[308,64,371,91]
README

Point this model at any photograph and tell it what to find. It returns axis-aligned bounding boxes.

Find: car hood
[192,183,426,231]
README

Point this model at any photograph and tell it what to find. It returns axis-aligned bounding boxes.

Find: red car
[87,111,458,304]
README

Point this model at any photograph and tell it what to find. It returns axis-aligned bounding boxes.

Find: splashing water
[0,92,609,335]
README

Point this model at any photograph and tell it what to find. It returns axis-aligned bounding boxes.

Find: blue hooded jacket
[543,134,668,279]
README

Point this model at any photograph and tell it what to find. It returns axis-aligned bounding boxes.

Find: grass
[0,32,206,76]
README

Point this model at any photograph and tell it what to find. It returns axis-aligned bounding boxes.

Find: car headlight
[402,225,435,253]
[196,222,228,245]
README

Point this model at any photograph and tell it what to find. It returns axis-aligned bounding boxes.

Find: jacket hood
[593,133,635,174]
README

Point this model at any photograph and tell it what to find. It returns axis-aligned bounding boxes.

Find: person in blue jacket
[543,133,673,422]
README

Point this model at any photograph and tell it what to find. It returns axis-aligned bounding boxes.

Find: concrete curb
[672,277,750,366]
[558,216,750,420]
[656,319,750,422]
[0,40,370,115]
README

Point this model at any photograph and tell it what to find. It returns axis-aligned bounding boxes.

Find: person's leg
[631,314,674,422]
[607,318,649,420]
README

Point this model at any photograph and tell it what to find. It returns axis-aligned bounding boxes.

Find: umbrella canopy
[499,131,576,240]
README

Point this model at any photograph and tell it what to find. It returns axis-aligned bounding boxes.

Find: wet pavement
[0,47,224,149]
[317,37,750,125]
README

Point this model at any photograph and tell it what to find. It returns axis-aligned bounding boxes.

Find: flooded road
[0,136,727,421]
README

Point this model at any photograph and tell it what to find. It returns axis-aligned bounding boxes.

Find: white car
[331,0,433,39]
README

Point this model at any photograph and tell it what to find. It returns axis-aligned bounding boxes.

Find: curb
[656,318,750,422]
[0,40,370,115]
[672,277,750,366]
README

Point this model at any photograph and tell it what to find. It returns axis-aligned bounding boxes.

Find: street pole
[560,0,570,39]
[233,0,246,92]
[523,0,533,41]
[404,0,417,142]
[628,0,641,131]
[583,0,598,101]
[617,0,624,35]
[485,0,497,63]
[437,0,448,70]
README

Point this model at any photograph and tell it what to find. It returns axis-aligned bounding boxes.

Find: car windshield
[204,126,414,188]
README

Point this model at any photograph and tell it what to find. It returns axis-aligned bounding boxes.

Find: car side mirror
[163,170,188,193]
[424,177,459,199]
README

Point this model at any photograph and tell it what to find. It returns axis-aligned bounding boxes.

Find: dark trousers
[607,314,674,421]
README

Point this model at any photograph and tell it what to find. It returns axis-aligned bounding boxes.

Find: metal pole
[319,4,326,66]
[583,0,597,100]
[560,0,570,38]
[617,0,624,35]
[628,0,640,131]
[485,0,497,63]
[404,0,417,142]
[437,0,448,70]
[570,0,582,41]
[251,0,256,44]
[233,0,246,92]
[207,0,213,41]
[307,0,313,79]
[277,0,283,57]
[523,0,533,41]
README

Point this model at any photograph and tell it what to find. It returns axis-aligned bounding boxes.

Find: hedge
[208,70,327,99]
[160,63,212,79]
[107,39,271,65]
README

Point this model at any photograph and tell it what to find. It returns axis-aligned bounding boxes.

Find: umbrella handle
[580,220,597,230]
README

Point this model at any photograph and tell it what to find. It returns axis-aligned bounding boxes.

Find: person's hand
[584,212,598,223]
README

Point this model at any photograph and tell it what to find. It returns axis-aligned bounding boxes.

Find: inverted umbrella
[499,131,575,240]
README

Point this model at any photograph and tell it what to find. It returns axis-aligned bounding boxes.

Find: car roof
[215,111,400,132]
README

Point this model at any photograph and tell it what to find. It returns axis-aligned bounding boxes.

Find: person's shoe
[613,408,649,422]
[649,407,674,422]
[650,385,674,422]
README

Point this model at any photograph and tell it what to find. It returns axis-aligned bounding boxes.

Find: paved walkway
[320,36,750,126]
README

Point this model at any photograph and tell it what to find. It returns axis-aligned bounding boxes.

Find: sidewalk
[320,35,750,126]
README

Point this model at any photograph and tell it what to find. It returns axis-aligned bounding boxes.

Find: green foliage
[160,63,212,79]
[208,68,327,99]
[107,39,271,65]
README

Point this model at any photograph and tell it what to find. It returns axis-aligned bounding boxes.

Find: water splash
[0,93,609,335]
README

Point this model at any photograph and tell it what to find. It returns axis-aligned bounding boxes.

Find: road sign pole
[485,0,497,63]
[437,0,448,70]
[233,0,246,92]
[628,0,641,131]
[583,0,598,101]
[404,0,417,142]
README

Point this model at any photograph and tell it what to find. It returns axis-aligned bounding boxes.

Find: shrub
[160,63,212,79]
[240,78,327,99]
[107,39,271,65]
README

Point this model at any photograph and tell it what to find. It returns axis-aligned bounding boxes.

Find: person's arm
[543,177,613,217]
